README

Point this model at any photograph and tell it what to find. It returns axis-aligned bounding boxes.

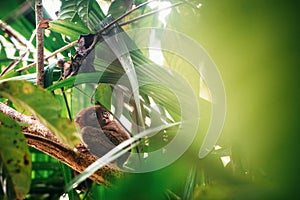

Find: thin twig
[0,20,27,46]
[0,29,36,77]
[99,0,156,32]
[119,2,184,26]
[16,40,78,72]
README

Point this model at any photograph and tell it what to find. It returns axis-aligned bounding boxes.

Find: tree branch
[35,0,44,87]
[0,102,120,186]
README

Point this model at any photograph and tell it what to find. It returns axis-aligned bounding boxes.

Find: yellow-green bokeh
[190,0,300,197]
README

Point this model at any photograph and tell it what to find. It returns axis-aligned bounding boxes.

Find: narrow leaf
[0,73,36,84]
[77,0,106,31]
[46,72,121,91]
[183,165,197,200]
[97,16,145,128]
[49,19,89,41]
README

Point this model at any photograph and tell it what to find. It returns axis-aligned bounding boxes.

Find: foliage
[58,0,105,32]
[0,0,299,199]
[1,0,197,199]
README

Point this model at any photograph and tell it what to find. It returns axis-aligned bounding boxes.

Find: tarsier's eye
[102,111,109,118]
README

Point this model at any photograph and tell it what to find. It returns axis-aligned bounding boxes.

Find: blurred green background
[194,0,300,198]
[141,0,300,198]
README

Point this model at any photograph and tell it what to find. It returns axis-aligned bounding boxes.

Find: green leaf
[90,184,106,199]
[47,68,182,122]
[0,69,61,86]
[108,0,130,19]
[43,64,57,88]
[58,0,105,32]
[44,31,72,56]
[58,0,78,21]
[0,112,31,199]
[59,162,79,200]
[76,0,106,31]
[94,84,112,110]
[0,81,80,147]
[46,72,121,91]
[0,73,36,84]
[49,19,90,41]
[46,75,77,91]
[161,34,201,96]
[98,16,145,128]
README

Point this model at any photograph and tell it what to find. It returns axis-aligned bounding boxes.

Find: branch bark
[35,0,44,87]
[0,102,120,186]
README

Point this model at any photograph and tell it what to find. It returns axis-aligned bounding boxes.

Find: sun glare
[148,0,172,27]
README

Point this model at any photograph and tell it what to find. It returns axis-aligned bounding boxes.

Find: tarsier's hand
[75,106,131,167]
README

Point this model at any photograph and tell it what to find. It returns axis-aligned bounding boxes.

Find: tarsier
[75,105,131,167]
